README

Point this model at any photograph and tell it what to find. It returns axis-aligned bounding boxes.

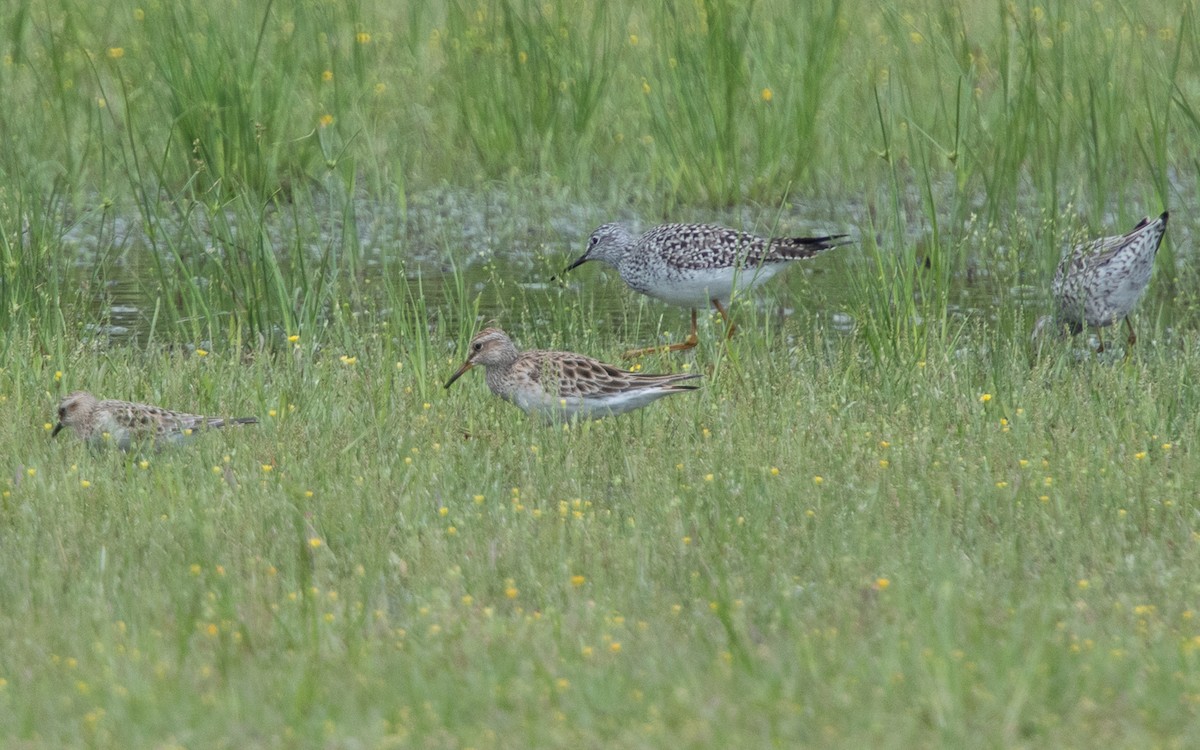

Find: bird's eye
[58,408,65,418]
[473,342,483,352]
[588,236,599,249]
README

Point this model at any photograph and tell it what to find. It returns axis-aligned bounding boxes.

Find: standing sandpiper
[1034,211,1168,352]
[444,327,700,423]
[565,222,849,357]
[52,391,259,450]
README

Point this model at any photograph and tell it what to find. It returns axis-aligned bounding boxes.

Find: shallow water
[58,182,1196,349]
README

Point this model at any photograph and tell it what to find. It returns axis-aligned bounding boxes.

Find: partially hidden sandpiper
[1034,211,1168,352]
[52,391,259,450]
[565,222,849,357]
[444,327,699,423]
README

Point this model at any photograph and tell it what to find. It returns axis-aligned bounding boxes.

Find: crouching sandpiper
[52,391,259,450]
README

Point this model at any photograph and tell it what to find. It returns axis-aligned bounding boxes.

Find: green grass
[0,0,1191,206]
[1,0,1200,745]
[4,327,1200,746]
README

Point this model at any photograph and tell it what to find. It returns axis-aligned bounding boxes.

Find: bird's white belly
[513,388,670,423]
[637,265,783,308]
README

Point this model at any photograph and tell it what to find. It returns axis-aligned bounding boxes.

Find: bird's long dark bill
[563,253,590,273]
[51,422,65,438]
[444,361,474,389]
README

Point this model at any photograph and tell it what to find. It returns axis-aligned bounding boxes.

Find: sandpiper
[444,327,700,423]
[565,222,849,357]
[52,391,259,450]
[1034,211,1168,351]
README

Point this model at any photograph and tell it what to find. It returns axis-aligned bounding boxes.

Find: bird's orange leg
[622,309,699,359]
[712,298,736,340]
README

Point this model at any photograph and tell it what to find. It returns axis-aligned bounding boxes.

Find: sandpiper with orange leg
[565,222,849,357]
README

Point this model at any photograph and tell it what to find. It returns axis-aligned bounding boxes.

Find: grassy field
[2,0,1200,747]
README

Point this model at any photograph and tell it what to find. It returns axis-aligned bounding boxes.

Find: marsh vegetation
[1,0,1199,746]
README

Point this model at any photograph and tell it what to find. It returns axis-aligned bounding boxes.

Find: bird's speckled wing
[643,224,774,270]
[522,353,696,398]
[1057,233,1130,279]
[644,223,846,271]
[1056,215,1163,281]
[99,399,239,438]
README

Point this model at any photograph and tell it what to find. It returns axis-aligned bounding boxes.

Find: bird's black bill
[563,253,590,273]
[51,422,64,438]
[444,361,473,389]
